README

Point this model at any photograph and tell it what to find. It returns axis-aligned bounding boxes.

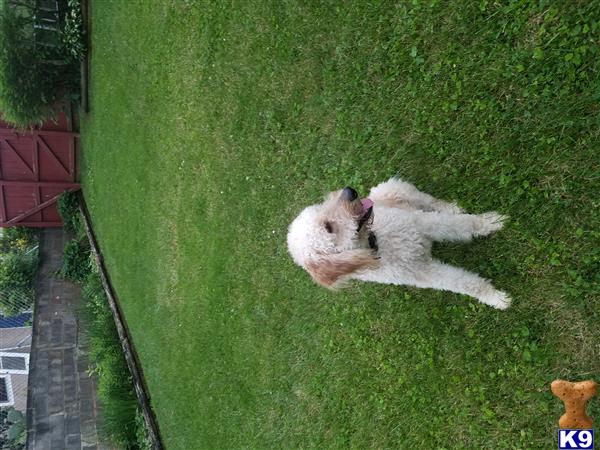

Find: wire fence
[0,231,38,449]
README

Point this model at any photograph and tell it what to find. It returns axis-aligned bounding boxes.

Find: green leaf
[8,422,25,441]
[7,409,24,423]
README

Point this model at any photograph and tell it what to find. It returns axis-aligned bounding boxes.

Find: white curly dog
[287,178,511,309]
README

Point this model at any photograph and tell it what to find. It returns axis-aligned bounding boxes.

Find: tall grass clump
[82,269,150,449]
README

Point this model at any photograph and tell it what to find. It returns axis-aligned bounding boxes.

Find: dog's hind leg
[415,260,511,309]
[369,177,463,213]
[414,211,506,242]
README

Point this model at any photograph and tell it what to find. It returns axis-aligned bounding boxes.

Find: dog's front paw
[480,290,512,310]
[475,212,507,236]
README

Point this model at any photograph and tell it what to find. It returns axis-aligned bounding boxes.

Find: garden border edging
[77,192,164,450]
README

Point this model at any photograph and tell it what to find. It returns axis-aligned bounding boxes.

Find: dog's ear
[306,249,379,289]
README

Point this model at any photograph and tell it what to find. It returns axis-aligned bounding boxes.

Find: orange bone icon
[551,379,598,429]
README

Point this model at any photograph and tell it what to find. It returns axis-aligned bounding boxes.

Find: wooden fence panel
[0,113,80,227]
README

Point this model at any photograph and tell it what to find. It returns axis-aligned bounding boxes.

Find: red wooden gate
[0,113,79,227]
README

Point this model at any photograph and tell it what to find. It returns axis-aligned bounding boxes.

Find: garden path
[26,228,108,450]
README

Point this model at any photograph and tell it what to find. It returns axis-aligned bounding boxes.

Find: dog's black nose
[341,186,358,201]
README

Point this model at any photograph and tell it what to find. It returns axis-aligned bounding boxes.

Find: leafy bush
[0,250,37,316]
[0,226,37,252]
[58,191,91,282]
[0,408,26,450]
[57,191,84,236]
[0,226,38,316]
[0,1,82,127]
[60,238,91,282]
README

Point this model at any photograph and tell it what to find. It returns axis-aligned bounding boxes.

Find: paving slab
[26,229,109,450]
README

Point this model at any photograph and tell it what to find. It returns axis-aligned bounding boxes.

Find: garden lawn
[81,1,600,448]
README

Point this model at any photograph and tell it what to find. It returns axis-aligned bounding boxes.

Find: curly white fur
[287,178,511,309]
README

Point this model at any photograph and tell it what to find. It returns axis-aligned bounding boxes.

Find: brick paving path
[26,229,108,450]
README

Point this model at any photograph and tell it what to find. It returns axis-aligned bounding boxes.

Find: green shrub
[0,250,37,315]
[57,191,84,236]
[81,270,151,449]
[0,1,81,127]
[0,408,26,450]
[58,191,90,283]
[60,238,91,282]
[0,226,37,252]
[0,226,39,316]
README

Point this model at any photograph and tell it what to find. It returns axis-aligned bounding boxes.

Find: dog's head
[287,187,379,289]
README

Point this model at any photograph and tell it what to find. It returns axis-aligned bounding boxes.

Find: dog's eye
[324,221,334,233]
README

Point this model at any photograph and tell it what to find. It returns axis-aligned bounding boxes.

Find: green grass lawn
[81,1,600,448]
